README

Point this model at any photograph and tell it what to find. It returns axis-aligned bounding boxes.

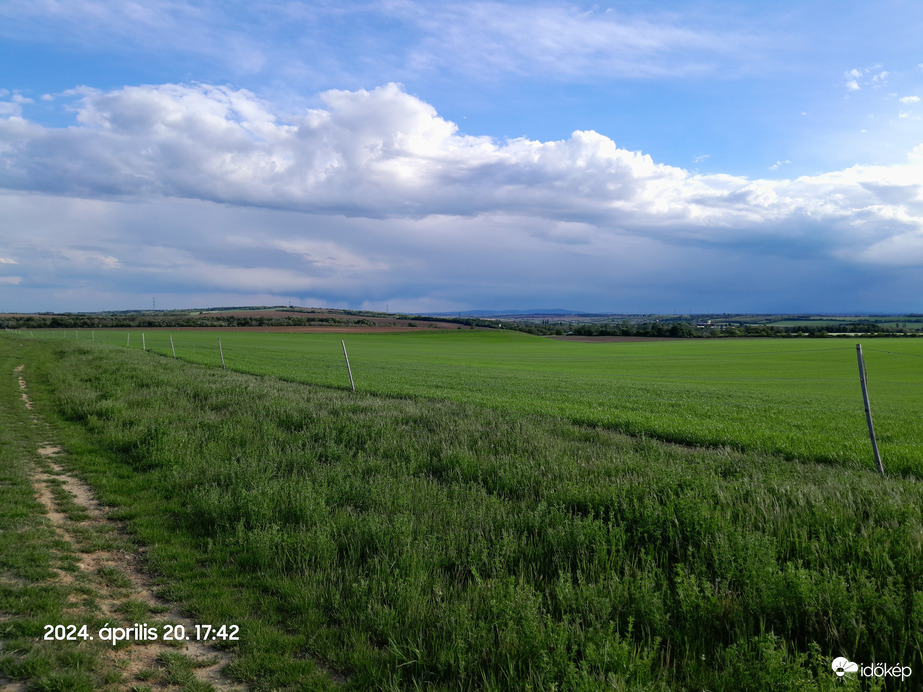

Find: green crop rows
[57,328,923,477]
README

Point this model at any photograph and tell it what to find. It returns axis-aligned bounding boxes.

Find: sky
[1,1,922,314]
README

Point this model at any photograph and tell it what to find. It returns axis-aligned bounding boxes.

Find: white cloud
[1,82,923,312]
[0,256,16,264]
[1,82,921,255]
[844,65,890,91]
[0,276,22,285]
[0,101,23,116]
[410,3,759,80]
[900,95,920,104]
[57,249,121,269]
[0,1,767,88]
[231,236,391,273]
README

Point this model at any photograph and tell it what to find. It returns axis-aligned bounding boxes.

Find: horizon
[2,1,922,313]
[4,305,921,320]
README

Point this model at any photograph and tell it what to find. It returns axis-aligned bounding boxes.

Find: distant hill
[425,309,594,317]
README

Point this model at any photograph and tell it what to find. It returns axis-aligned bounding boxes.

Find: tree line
[0,314,378,329]
[4,312,920,338]
[512,320,923,338]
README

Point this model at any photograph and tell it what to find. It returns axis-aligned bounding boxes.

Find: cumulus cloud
[1,81,922,263]
[844,66,890,91]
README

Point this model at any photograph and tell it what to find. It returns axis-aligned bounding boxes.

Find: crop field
[53,328,923,477]
[2,331,922,690]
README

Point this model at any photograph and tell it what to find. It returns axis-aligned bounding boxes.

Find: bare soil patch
[14,364,32,410]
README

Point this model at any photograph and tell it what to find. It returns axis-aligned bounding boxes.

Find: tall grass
[7,335,921,689]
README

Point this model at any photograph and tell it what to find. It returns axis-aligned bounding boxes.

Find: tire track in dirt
[14,364,244,691]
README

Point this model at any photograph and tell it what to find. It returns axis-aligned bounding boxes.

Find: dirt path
[13,364,243,691]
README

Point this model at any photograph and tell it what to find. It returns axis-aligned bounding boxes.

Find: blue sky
[1,0,922,313]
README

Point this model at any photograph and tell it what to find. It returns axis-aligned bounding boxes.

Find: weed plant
[3,335,920,689]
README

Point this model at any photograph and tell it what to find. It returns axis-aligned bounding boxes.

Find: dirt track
[14,364,242,691]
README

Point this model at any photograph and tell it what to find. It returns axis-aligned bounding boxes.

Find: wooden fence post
[170,335,176,359]
[219,338,226,369]
[856,344,885,476]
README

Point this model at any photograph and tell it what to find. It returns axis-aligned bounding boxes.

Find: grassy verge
[4,335,921,689]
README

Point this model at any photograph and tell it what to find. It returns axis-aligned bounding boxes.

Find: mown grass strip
[4,335,920,690]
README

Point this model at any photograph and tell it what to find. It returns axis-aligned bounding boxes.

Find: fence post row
[856,344,885,476]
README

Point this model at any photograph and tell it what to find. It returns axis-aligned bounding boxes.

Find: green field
[2,332,922,690]
[51,328,923,477]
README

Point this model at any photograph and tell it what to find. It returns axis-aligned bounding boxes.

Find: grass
[1,334,920,689]
[35,328,923,477]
